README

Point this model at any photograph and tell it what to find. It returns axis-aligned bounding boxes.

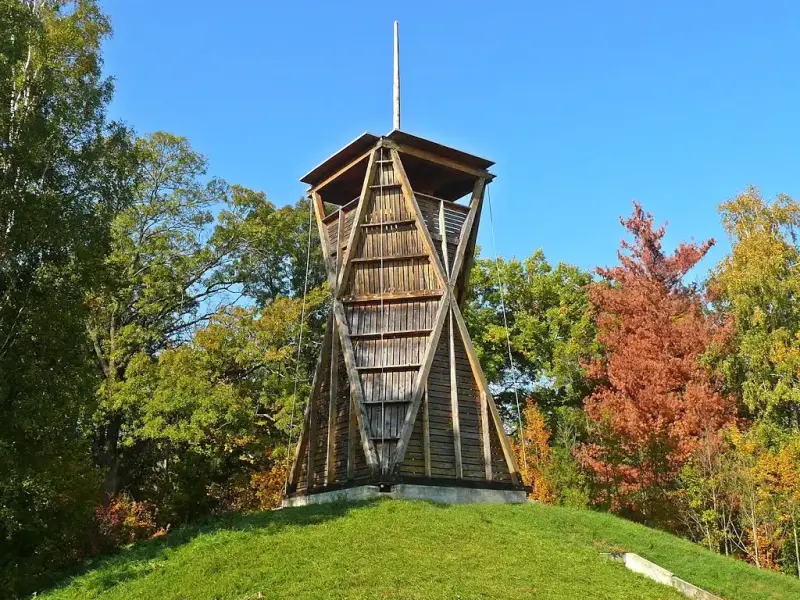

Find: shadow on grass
[40,499,379,597]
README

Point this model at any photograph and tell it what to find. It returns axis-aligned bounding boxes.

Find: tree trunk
[751,507,761,568]
[792,513,800,580]
[101,414,122,505]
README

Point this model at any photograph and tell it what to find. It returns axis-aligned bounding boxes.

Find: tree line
[3,1,800,596]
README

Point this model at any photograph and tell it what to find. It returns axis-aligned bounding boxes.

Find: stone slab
[602,552,723,600]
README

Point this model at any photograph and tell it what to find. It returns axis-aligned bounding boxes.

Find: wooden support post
[347,391,357,479]
[325,315,339,483]
[439,199,449,273]
[481,390,493,480]
[423,382,431,477]
[306,376,317,489]
[449,309,463,478]
[325,214,345,484]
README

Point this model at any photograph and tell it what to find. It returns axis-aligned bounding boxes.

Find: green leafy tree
[711,187,800,429]
[115,289,328,521]
[88,131,329,506]
[466,249,597,420]
[0,1,134,595]
[218,186,326,306]
[87,131,242,500]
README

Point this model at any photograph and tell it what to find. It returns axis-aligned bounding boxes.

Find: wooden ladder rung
[360,219,415,228]
[356,363,422,372]
[369,434,403,441]
[349,328,433,340]
[351,254,429,264]
[369,183,402,189]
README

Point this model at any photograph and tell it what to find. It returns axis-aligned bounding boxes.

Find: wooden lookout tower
[284,129,525,504]
[284,24,525,505]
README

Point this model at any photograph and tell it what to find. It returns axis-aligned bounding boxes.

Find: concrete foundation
[282,484,527,508]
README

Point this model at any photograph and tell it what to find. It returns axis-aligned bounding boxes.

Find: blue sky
[100,1,800,280]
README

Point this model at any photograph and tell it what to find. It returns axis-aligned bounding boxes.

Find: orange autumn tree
[581,202,734,522]
[514,399,556,503]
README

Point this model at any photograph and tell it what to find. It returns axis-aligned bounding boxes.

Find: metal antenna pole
[393,20,400,130]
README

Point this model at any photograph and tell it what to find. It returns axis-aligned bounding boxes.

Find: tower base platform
[282,483,528,508]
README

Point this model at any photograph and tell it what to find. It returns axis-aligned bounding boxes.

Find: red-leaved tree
[581,202,734,522]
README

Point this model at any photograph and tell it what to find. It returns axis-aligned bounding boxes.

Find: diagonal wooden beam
[310,149,373,195]
[450,302,522,484]
[390,148,449,289]
[382,139,494,181]
[332,299,381,474]
[457,202,482,308]
[310,192,344,293]
[288,317,333,489]
[287,408,310,490]
[449,178,485,286]
[389,291,451,468]
[336,149,379,298]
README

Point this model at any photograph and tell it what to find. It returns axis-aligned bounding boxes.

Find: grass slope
[41,500,800,600]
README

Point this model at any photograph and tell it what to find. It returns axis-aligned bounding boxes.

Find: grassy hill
[40,499,800,600]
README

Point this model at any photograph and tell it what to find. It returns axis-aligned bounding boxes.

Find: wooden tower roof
[301,130,495,206]
[286,131,522,499]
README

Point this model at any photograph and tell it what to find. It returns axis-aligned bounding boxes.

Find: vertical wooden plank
[481,390,493,480]
[449,309,463,478]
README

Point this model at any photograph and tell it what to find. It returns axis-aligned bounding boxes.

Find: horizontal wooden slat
[356,363,421,372]
[349,328,433,340]
[351,254,429,264]
[361,219,415,228]
[342,290,444,304]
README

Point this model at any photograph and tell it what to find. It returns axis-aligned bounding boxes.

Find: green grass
[40,499,800,600]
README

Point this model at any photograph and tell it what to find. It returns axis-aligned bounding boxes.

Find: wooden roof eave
[301,130,496,196]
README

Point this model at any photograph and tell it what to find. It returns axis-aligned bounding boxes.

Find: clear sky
[100,1,800,280]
